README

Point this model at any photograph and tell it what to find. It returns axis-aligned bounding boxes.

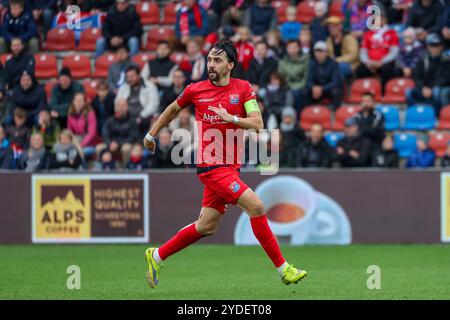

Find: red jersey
[361,28,399,61]
[176,78,257,168]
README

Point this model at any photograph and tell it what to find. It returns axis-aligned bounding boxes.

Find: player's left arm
[208,99,264,131]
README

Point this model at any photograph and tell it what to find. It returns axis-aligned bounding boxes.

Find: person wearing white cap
[301,41,343,110]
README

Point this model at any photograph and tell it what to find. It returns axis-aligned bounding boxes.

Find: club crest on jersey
[229,94,239,105]
[229,181,240,193]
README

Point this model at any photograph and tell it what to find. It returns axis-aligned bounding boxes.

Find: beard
[208,69,220,81]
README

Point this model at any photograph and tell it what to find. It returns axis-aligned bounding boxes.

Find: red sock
[250,215,286,268]
[158,223,203,260]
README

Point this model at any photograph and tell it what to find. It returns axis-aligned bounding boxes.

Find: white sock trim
[277,261,289,275]
[153,248,162,264]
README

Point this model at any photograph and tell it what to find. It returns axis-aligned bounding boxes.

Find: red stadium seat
[77,28,101,51]
[333,105,362,131]
[0,53,12,65]
[146,27,175,51]
[82,79,100,102]
[34,53,58,79]
[161,2,177,25]
[272,1,290,24]
[428,132,450,157]
[44,79,57,102]
[132,52,156,69]
[381,77,415,103]
[346,78,382,103]
[329,0,345,19]
[62,54,92,79]
[92,53,118,78]
[136,1,160,25]
[45,28,75,51]
[300,105,332,131]
[438,105,450,130]
[296,1,315,24]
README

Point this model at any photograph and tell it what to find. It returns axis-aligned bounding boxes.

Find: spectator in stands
[126,143,149,170]
[221,0,251,28]
[141,41,177,91]
[198,0,221,31]
[406,0,444,42]
[49,129,83,170]
[278,40,310,111]
[348,0,372,41]
[7,71,46,127]
[299,123,333,168]
[5,107,31,168]
[405,135,435,168]
[0,0,39,55]
[179,38,207,83]
[32,109,59,151]
[309,1,329,43]
[107,45,137,93]
[94,148,116,170]
[302,41,342,110]
[116,65,159,134]
[72,0,115,13]
[95,0,143,58]
[355,11,399,90]
[67,92,98,158]
[4,38,35,90]
[374,0,413,25]
[280,6,302,43]
[267,29,284,60]
[28,0,57,39]
[441,143,450,168]
[335,117,372,167]
[299,26,312,55]
[244,0,276,42]
[406,33,446,113]
[98,98,139,166]
[0,62,5,112]
[371,135,399,168]
[232,26,254,72]
[160,69,187,113]
[168,107,196,141]
[353,92,385,147]
[175,0,210,45]
[0,124,13,169]
[18,132,49,171]
[150,127,179,169]
[397,27,424,78]
[92,81,115,136]
[279,107,306,168]
[442,4,450,51]
[258,72,294,124]
[326,16,359,80]
[49,67,85,128]
[248,41,278,91]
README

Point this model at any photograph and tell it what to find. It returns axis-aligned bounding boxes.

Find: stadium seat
[325,132,344,148]
[92,53,118,78]
[333,105,362,131]
[44,80,57,102]
[394,133,417,158]
[381,77,415,103]
[0,53,11,65]
[34,53,58,79]
[428,132,450,157]
[45,28,75,51]
[136,1,160,25]
[375,104,400,131]
[132,53,156,69]
[437,105,450,130]
[329,0,345,19]
[346,78,382,103]
[82,79,99,102]
[272,1,290,24]
[77,28,101,51]
[146,27,175,51]
[161,2,177,25]
[300,105,332,131]
[62,54,92,79]
[296,1,315,24]
[402,105,436,130]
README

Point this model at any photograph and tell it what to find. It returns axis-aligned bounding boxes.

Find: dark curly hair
[209,40,238,71]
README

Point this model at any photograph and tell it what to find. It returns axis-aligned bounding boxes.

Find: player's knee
[196,222,217,236]
[248,200,265,217]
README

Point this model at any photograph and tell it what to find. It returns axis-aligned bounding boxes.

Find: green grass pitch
[1,244,449,300]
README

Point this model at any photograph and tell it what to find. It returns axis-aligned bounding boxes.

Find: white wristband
[145,133,155,142]
[232,116,239,125]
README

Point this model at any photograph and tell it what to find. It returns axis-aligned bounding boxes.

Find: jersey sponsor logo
[203,113,221,122]
[198,98,214,103]
[229,181,240,193]
[229,94,239,105]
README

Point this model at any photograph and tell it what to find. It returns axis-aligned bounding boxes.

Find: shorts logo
[229,94,239,105]
[229,181,240,193]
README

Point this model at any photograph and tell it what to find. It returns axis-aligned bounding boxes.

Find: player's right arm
[143,100,183,152]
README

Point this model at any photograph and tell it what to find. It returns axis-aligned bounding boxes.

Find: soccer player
[143,40,307,288]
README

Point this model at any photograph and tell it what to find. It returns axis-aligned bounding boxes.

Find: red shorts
[197,166,249,214]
